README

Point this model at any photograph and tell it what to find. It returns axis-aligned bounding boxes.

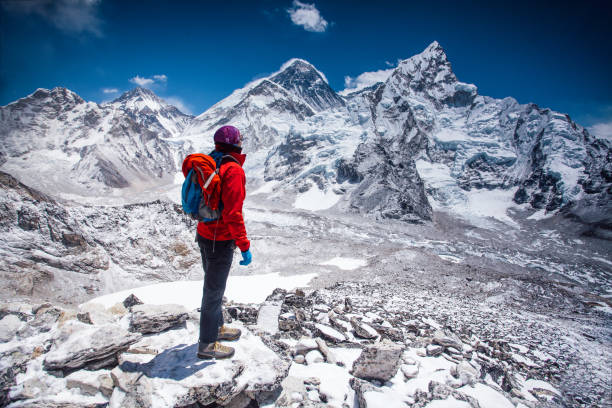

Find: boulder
[432,330,463,351]
[294,337,318,355]
[109,327,290,407]
[426,344,443,357]
[314,337,337,364]
[65,369,113,397]
[350,317,378,340]
[43,324,142,374]
[314,323,346,343]
[122,293,144,308]
[129,304,188,334]
[0,314,23,342]
[351,341,404,382]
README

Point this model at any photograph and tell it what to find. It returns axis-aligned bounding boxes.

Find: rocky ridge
[0,171,200,304]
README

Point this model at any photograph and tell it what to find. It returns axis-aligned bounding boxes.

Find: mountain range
[1,41,610,227]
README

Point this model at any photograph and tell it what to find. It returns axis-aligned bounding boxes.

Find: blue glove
[239,249,252,266]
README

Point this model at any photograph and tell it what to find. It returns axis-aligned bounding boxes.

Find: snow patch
[320,257,367,270]
[84,272,317,309]
[294,186,341,211]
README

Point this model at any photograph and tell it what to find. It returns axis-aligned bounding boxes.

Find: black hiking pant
[197,235,235,344]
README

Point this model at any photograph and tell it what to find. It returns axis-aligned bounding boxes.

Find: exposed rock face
[43,323,142,374]
[128,304,189,334]
[0,170,199,305]
[350,341,404,382]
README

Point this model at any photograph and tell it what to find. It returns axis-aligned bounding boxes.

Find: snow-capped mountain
[178,41,612,226]
[0,87,192,197]
[0,42,610,226]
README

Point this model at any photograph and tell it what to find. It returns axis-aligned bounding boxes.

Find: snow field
[84,272,317,309]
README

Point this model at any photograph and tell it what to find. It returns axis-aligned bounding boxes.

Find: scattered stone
[314,323,346,343]
[429,380,453,400]
[314,337,337,364]
[350,377,379,408]
[306,390,320,402]
[371,324,403,342]
[122,294,144,309]
[433,330,463,351]
[401,364,419,379]
[350,317,378,340]
[305,350,324,365]
[65,369,113,397]
[278,312,300,332]
[293,355,305,364]
[426,344,443,357]
[294,337,318,355]
[227,304,259,324]
[344,297,353,313]
[76,312,93,325]
[129,304,188,334]
[351,341,404,382]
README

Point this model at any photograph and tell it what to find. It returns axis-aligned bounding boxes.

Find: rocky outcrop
[0,171,198,305]
[128,304,188,334]
[43,323,142,374]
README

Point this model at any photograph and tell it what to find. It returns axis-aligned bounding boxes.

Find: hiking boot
[218,325,241,341]
[197,341,235,360]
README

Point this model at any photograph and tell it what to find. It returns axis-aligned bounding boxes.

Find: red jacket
[197,152,250,252]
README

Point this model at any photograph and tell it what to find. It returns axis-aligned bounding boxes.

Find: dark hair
[214,142,242,154]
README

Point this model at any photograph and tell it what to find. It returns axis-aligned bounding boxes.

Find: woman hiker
[196,125,252,360]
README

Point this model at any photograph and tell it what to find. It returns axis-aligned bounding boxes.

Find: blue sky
[1,0,611,134]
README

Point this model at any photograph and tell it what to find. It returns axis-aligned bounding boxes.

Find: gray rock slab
[351,341,404,382]
[43,324,141,373]
[129,304,188,334]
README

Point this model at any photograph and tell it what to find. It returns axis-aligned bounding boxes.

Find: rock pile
[1,286,566,407]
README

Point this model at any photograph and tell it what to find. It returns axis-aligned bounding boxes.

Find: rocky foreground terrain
[1,273,610,408]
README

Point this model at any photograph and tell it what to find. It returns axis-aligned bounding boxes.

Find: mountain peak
[269,59,344,112]
[276,58,329,84]
[113,87,161,104]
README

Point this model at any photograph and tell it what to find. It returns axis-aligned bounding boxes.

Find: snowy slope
[0,87,192,199]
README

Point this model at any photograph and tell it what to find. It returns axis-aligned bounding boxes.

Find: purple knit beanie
[213,125,242,146]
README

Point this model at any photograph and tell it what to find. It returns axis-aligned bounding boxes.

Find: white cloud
[341,68,395,94]
[588,121,612,142]
[102,88,119,94]
[287,1,328,33]
[163,96,193,115]
[129,74,167,88]
[2,0,103,37]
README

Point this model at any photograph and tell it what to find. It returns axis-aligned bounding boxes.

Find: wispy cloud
[287,1,328,33]
[129,74,167,88]
[163,96,193,115]
[2,0,103,37]
[588,121,612,142]
[342,68,395,94]
[102,88,119,94]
